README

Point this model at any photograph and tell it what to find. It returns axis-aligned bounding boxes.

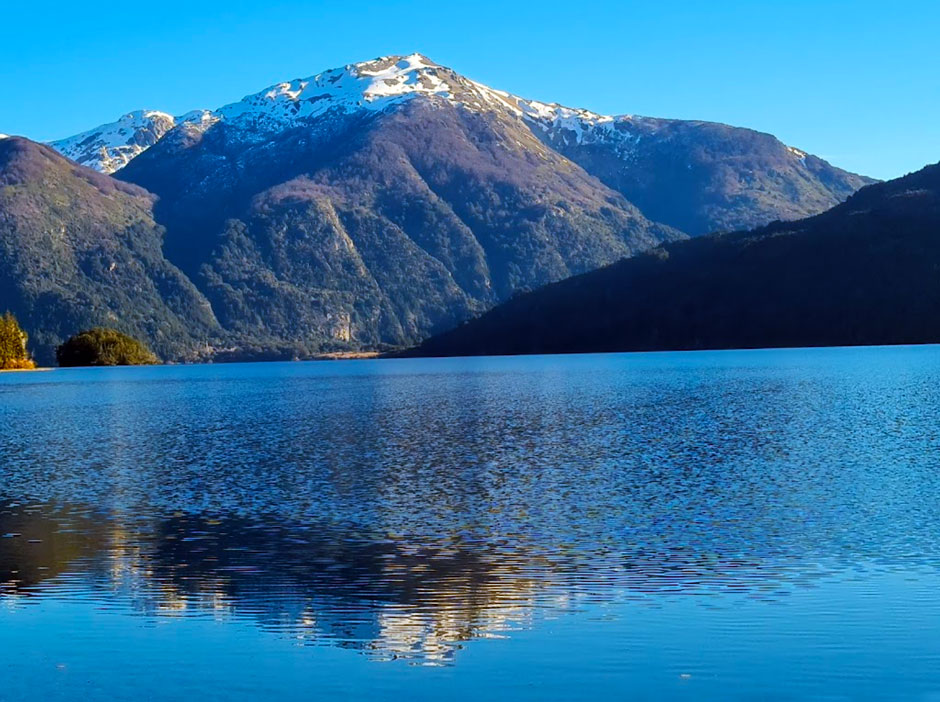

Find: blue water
[2,348,940,700]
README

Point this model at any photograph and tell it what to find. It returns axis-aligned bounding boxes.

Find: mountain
[8,54,878,360]
[110,54,874,354]
[525,110,875,235]
[115,54,681,353]
[408,161,940,357]
[50,110,214,173]
[52,54,873,236]
[0,137,221,364]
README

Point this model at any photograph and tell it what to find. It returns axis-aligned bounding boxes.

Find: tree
[0,313,35,370]
[56,328,159,367]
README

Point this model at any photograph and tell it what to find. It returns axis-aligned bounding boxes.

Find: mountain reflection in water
[0,496,861,665]
[2,351,940,673]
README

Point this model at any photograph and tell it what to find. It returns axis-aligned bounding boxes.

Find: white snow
[512,98,638,149]
[212,53,643,154]
[49,110,212,173]
[0,134,8,140]
[214,53,494,132]
[48,53,647,170]
[787,145,808,166]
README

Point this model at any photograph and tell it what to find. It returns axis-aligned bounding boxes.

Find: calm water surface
[2,348,940,700]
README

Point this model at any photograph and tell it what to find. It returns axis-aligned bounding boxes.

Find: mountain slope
[0,137,221,364]
[524,110,875,234]
[408,161,940,357]
[117,56,681,352]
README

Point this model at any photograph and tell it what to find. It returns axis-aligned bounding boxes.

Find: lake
[2,347,940,700]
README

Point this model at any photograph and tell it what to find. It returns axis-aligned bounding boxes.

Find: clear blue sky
[2,0,937,180]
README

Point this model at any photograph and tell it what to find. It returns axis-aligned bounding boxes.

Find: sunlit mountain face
[51,53,872,238]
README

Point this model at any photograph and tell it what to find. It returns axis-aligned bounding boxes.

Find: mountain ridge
[116,91,681,352]
[46,53,874,237]
[50,110,215,173]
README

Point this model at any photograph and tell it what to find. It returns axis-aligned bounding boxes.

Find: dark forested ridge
[408,161,940,358]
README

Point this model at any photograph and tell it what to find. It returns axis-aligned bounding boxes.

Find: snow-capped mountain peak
[50,109,212,173]
[215,53,512,130]
[209,53,646,154]
[46,53,833,185]
[48,54,633,171]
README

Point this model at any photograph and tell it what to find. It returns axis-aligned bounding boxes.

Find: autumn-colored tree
[0,312,35,370]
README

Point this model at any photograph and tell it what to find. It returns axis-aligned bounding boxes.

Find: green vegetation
[0,137,222,365]
[0,312,35,369]
[56,328,159,367]
[121,100,678,356]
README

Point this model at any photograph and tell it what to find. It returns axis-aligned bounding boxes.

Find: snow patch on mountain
[787,145,808,165]
[512,99,641,152]
[50,110,213,173]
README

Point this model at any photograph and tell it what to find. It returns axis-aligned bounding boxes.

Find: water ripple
[2,348,940,668]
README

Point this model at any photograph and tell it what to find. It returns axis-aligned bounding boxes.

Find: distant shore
[312,351,382,361]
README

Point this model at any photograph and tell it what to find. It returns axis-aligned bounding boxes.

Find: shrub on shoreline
[56,328,159,367]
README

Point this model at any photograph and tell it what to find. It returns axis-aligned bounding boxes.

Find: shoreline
[311,351,382,361]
